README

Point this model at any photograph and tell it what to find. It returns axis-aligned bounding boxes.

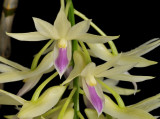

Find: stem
[96,78,125,108]
[31,39,54,70]
[77,111,85,119]
[31,72,58,102]
[67,0,80,119]
[60,0,65,9]
[58,87,77,119]
[74,9,118,56]
[65,0,71,16]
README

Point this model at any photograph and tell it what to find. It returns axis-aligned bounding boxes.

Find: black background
[0,0,160,118]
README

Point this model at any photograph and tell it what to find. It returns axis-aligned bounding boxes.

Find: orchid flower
[62,51,150,115]
[0,86,66,119]
[0,51,54,96]
[6,7,119,77]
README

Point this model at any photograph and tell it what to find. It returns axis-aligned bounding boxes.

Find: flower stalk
[74,9,118,56]
[67,1,80,118]
[31,72,58,102]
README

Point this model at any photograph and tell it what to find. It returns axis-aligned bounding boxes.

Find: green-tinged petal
[33,17,59,39]
[76,33,119,43]
[43,98,73,119]
[17,74,43,96]
[18,86,66,118]
[118,55,157,67]
[54,7,71,37]
[81,62,96,77]
[61,108,74,119]
[0,51,54,83]
[0,63,18,72]
[0,56,29,71]
[62,51,86,85]
[0,89,27,105]
[103,79,119,86]
[4,115,18,119]
[103,79,140,95]
[85,108,106,119]
[129,93,160,112]
[124,38,160,56]
[94,55,121,75]
[106,74,154,83]
[103,95,155,119]
[103,85,140,95]
[96,63,136,78]
[87,43,113,61]
[6,32,49,41]
[66,20,91,40]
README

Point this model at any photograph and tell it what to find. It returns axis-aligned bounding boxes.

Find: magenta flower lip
[55,48,69,77]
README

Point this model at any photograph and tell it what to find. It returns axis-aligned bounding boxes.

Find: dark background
[0,0,160,118]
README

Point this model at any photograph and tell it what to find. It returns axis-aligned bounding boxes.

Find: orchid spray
[0,0,160,119]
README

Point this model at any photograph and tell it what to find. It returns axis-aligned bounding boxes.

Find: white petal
[87,43,113,61]
[0,89,27,105]
[94,55,121,75]
[33,17,59,39]
[0,56,29,71]
[77,33,119,43]
[103,95,155,119]
[66,20,91,40]
[103,79,119,86]
[18,86,66,118]
[0,51,54,83]
[118,55,157,67]
[62,108,74,119]
[54,7,71,37]
[106,74,154,83]
[124,38,160,56]
[129,94,160,112]
[81,62,96,77]
[103,85,140,95]
[62,51,86,85]
[6,32,49,41]
[96,63,136,77]
[17,74,43,96]
[0,63,18,72]
[85,108,106,119]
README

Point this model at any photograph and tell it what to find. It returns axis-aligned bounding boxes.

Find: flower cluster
[0,1,160,119]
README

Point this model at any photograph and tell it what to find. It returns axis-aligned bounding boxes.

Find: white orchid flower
[0,86,66,119]
[62,51,149,115]
[103,94,160,119]
[0,51,54,96]
[6,7,119,77]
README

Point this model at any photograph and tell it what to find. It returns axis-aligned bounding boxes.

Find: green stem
[58,87,77,119]
[74,9,119,56]
[96,78,125,108]
[31,72,58,102]
[67,0,80,119]
[77,111,85,119]
[31,39,54,70]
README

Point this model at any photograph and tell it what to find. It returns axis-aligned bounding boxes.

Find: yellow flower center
[58,39,67,48]
[86,75,97,86]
